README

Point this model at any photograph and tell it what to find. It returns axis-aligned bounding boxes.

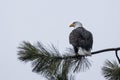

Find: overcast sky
[0,0,120,80]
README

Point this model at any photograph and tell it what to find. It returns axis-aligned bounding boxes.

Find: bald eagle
[69,21,93,56]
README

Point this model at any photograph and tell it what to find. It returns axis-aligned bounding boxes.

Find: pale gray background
[0,0,120,80]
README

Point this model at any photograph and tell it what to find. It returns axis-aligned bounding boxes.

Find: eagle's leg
[73,47,79,56]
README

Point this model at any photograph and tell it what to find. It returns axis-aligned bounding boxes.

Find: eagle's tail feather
[78,47,91,56]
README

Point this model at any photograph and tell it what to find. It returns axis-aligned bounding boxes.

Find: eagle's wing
[87,31,93,49]
[69,28,83,47]
[69,27,93,51]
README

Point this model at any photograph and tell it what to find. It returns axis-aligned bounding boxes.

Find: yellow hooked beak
[69,23,75,27]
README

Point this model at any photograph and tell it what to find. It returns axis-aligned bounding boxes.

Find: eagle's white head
[69,21,83,28]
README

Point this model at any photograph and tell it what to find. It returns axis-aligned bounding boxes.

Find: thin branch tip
[91,47,120,55]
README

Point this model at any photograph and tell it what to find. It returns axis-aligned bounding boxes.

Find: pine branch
[102,60,120,80]
[17,41,120,80]
[17,41,90,80]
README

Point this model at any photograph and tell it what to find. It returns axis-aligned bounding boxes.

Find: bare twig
[92,47,120,55]
[115,50,120,64]
[60,47,120,59]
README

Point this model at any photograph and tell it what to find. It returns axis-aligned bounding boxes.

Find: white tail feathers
[78,47,91,56]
